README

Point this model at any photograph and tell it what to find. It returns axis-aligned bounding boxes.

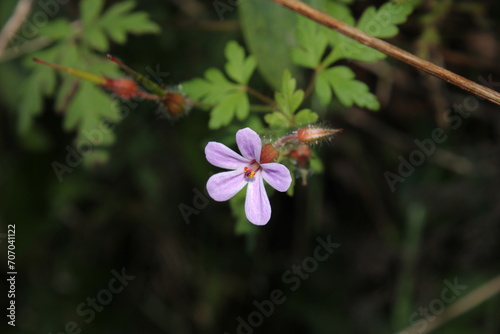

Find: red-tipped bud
[161,92,189,117]
[297,126,343,144]
[260,143,279,163]
[103,78,139,99]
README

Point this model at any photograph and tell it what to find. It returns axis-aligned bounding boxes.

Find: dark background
[1,0,499,333]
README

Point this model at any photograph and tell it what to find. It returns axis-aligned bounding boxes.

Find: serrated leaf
[64,81,120,145]
[292,15,329,68]
[99,2,160,45]
[208,90,249,129]
[81,0,105,26]
[325,1,415,64]
[224,41,257,85]
[357,3,414,38]
[100,0,136,18]
[295,109,318,127]
[205,68,234,88]
[83,26,109,51]
[325,2,355,46]
[264,111,290,129]
[319,66,380,110]
[38,19,75,40]
[275,70,304,116]
[80,0,159,51]
[104,12,160,43]
[183,46,255,129]
[183,68,236,104]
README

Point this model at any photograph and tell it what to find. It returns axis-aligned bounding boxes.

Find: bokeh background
[1,0,499,333]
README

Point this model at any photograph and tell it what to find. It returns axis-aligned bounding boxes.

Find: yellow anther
[244,167,256,178]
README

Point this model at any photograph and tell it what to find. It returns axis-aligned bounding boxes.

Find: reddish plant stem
[245,86,276,106]
[271,0,500,106]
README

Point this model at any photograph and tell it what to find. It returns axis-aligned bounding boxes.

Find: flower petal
[261,163,292,192]
[206,170,246,201]
[245,175,271,225]
[236,127,262,161]
[205,142,249,169]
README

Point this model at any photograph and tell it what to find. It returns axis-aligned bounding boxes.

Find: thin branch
[0,36,51,62]
[0,0,35,59]
[270,0,500,106]
[244,86,276,106]
[399,275,500,334]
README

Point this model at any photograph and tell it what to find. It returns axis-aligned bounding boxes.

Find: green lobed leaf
[38,19,75,41]
[63,80,121,167]
[324,1,416,64]
[208,90,249,129]
[275,70,304,116]
[184,40,259,129]
[80,0,160,51]
[292,15,329,69]
[357,2,414,38]
[83,25,109,51]
[264,111,290,129]
[295,109,319,127]
[17,0,160,168]
[183,68,236,103]
[224,41,257,85]
[319,66,380,110]
[102,12,160,43]
[80,0,105,27]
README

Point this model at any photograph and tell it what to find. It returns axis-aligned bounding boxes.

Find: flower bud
[260,143,279,163]
[104,78,139,99]
[297,125,343,144]
[161,92,190,118]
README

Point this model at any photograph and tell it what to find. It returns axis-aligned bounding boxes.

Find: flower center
[243,161,261,178]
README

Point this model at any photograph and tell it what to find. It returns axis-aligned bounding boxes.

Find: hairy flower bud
[260,143,279,163]
[161,92,190,118]
[297,125,343,144]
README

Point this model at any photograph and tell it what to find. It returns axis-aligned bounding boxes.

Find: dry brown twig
[271,0,500,106]
[398,275,500,334]
[0,0,35,59]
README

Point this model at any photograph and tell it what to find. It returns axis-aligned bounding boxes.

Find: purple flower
[205,128,292,225]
